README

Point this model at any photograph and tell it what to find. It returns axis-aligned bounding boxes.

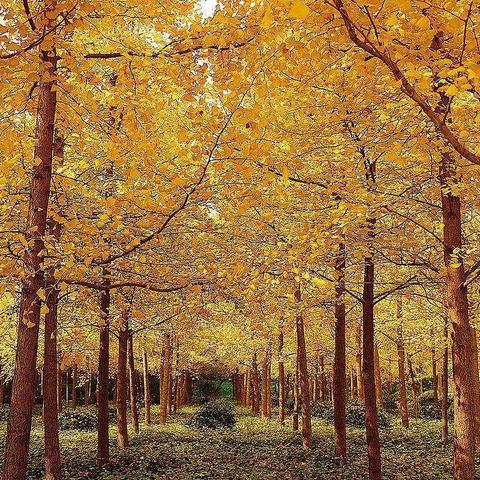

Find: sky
[201,0,217,17]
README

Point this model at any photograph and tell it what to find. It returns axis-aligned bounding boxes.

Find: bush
[311,401,334,420]
[346,400,390,429]
[189,399,236,429]
[418,390,453,420]
[59,410,97,431]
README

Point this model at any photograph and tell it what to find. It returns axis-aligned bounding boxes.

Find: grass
[0,404,478,479]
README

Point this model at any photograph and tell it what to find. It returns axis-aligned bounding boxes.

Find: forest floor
[0,405,478,480]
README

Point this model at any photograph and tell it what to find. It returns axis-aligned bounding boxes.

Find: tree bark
[278,331,286,424]
[355,322,364,401]
[440,153,476,480]
[128,334,139,433]
[374,343,383,409]
[293,358,299,432]
[2,7,58,476]
[442,316,449,446]
[142,349,151,425]
[160,334,171,424]
[362,245,382,479]
[407,355,419,417]
[397,309,409,429]
[72,364,78,410]
[97,287,110,466]
[252,353,260,415]
[116,310,129,449]
[333,241,347,459]
[295,286,312,449]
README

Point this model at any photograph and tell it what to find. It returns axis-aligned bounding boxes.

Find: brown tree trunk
[374,344,383,409]
[333,241,347,459]
[116,310,129,449]
[85,358,91,406]
[252,353,260,415]
[293,359,299,432]
[57,362,62,414]
[470,327,480,448]
[295,286,312,449]
[142,349,151,425]
[407,355,419,417]
[442,316,449,446]
[440,153,476,480]
[43,254,61,480]
[72,364,78,410]
[278,332,286,424]
[2,9,58,476]
[432,331,439,404]
[261,349,271,418]
[355,322,364,402]
[128,335,139,434]
[160,334,171,424]
[362,247,382,479]
[397,308,409,429]
[97,287,110,466]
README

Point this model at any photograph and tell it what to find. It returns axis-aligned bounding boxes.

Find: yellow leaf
[261,7,274,28]
[289,0,310,20]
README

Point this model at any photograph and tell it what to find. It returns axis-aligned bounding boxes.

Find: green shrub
[311,401,334,420]
[189,399,235,429]
[418,390,453,420]
[59,410,97,431]
[346,400,390,428]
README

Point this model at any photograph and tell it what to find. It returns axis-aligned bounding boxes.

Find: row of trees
[1,1,479,480]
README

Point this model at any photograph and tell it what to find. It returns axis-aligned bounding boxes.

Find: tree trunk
[397,307,409,429]
[293,358,299,432]
[2,8,58,476]
[278,331,286,424]
[252,353,260,415]
[432,330,438,404]
[470,327,480,448]
[333,241,347,459]
[362,247,382,479]
[442,316,449,446]
[116,310,129,449]
[407,355,419,417]
[355,322,364,402]
[97,287,110,466]
[440,153,476,480]
[72,364,78,410]
[142,349,151,425]
[57,362,62,414]
[43,255,61,480]
[374,344,383,409]
[128,335,139,433]
[295,286,312,449]
[160,334,171,424]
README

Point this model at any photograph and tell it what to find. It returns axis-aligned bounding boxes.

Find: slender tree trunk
[72,364,78,410]
[432,330,438,404]
[142,349,151,425]
[374,344,383,409]
[160,334,171,424]
[362,239,382,479]
[2,9,58,476]
[354,323,364,403]
[440,153,476,480]
[293,358,299,432]
[57,362,62,414]
[333,241,347,459]
[116,310,129,449]
[407,355,419,417]
[245,369,251,408]
[442,316,449,446]
[252,353,260,415]
[128,335,139,434]
[261,350,270,418]
[397,307,409,429]
[85,358,91,406]
[278,331,286,424]
[43,254,61,480]
[97,287,110,466]
[295,286,312,449]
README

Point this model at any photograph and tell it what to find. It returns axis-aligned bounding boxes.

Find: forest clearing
[1,0,480,479]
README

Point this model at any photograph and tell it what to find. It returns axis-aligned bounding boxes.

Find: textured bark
[333,241,347,459]
[85,358,92,406]
[397,308,409,429]
[72,364,78,410]
[116,311,129,449]
[43,254,61,480]
[160,334,171,424]
[142,349,151,425]
[261,349,271,418]
[252,353,260,415]
[355,323,364,401]
[440,153,476,480]
[278,332,286,424]
[97,287,110,466]
[362,247,382,479]
[442,317,449,446]
[407,355,419,416]
[2,7,58,477]
[432,331,439,404]
[292,358,299,432]
[374,344,383,409]
[470,327,480,448]
[295,287,312,449]
[128,335,139,433]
